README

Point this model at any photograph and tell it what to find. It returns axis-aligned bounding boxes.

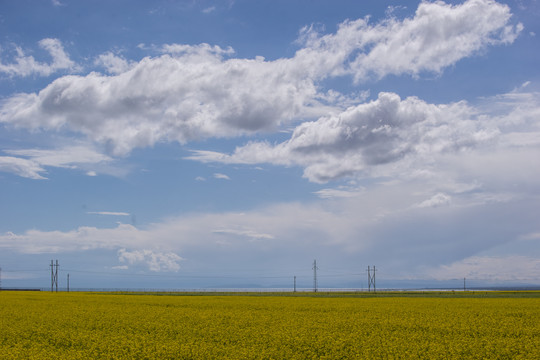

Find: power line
[62,269,304,279]
[2,269,48,272]
[62,268,363,280]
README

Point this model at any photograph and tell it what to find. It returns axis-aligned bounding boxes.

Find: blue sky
[1,0,539,290]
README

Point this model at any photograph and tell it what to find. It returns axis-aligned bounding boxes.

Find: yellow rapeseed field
[1,291,539,359]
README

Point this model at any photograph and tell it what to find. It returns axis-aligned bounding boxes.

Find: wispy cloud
[0,156,46,180]
[213,173,230,180]
[87,211,130,216]
[314,185,365,199]
[427,256,540,282]
[1,146,113,179]
[202,6,216,14]
[213,228,274,240]
[5,146,112,169]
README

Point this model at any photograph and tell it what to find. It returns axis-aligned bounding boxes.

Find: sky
[1,0,539,290]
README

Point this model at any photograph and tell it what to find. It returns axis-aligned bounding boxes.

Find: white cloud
[427,256,540,282]
[0,156,46,179]
[385,5,407,18]
[0,38,77,77]
[189,86,540,186]
[0,201,361,258]
[0,224,143,254]
[213,173,230,180]
[5,146,112,168]
[160,42,235,56]
[0,51,319,156]
[213,228,274,241]
[294,0,522,81]
[94,52,134,75]
[415,193,452,208]
[314,186,364,199]
[202,6,216,14]
[0,145,113,178]
[87,211,130,216]
[188,92,501,183]
[118,248,182,272]
[0,1,521,156]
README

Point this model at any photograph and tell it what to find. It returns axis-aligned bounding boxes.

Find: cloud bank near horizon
[1,190,539,281]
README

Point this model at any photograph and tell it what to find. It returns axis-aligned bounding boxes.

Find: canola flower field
[1,291,539,359]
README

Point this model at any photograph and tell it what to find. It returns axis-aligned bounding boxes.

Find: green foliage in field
[1,291,539,359]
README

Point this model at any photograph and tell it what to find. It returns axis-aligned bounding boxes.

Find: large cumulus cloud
[187,91,513,183]
[0,0,522,159]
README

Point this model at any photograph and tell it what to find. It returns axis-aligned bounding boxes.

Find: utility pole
[367,266,376,292]
[50,260,59,292]
[67,273,70,293]
[464,277,466,292]
[293,276,296,293]
[313,259,319,292]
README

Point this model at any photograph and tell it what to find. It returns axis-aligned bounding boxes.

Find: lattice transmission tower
[367,265,376,292]
[313,259,319,292]
[50,260,59,292]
